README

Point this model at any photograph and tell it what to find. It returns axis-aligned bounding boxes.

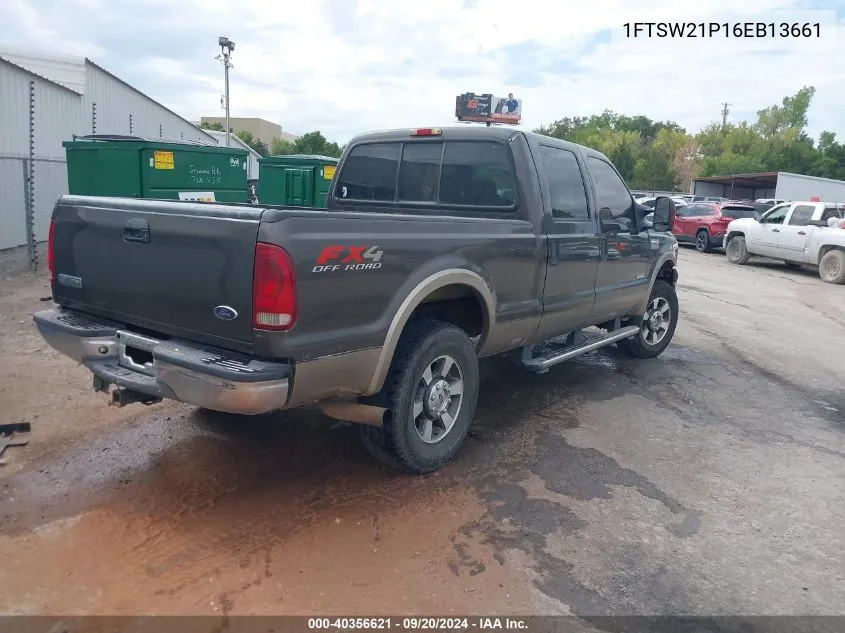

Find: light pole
[216,36,235,147]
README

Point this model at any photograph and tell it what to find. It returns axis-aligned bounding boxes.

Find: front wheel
[360,319,479,474]
[819,249,845,284]
[618,280,679,359]
[726,235,751,265]
[695,229,711,253]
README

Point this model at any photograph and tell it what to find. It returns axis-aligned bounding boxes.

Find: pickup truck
[34,126,680,474]
[724,201,845,284]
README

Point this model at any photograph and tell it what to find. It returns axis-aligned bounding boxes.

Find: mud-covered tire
[695,229,711,253]
[359,319,479,474]
[726,235,751,265]
[819,249,845,284]
[617,280,679,359]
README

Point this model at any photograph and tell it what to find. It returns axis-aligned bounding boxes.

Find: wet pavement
[0,249,843,617]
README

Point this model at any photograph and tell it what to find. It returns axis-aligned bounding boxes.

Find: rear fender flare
[363,269,495,396]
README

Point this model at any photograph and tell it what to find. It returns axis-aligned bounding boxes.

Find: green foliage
[268,131,343,158]
[235,130,269,157]
[199,121,225,132]
[535,86,842,191]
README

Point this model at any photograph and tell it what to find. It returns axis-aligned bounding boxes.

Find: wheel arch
[633,251,677,316]
[363,270,494,396]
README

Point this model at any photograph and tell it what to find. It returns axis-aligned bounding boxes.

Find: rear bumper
[33,308,292,415]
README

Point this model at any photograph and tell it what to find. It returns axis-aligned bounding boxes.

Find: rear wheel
[819,249,845,284]
[359,319,479,474]
[726,235,751,265]
[695,229,711,253]
[618,280,679,359]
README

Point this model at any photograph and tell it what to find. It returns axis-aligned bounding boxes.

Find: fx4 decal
[313,245,384,272]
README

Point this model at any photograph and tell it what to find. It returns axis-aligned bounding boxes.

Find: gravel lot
[0,248,843,618]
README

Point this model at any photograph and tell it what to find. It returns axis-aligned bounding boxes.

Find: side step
[519,326,639,373]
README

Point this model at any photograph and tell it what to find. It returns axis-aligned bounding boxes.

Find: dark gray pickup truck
[35,126,679,473]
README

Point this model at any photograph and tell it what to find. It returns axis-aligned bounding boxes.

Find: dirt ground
[0,249,843,620]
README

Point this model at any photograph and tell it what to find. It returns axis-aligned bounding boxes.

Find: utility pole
[216,37,235,147]
[721,102,731,129]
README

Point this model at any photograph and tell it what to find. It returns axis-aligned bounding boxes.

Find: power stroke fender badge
[213,305,239,321]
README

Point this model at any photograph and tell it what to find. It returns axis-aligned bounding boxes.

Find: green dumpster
[63,135,249,203]
[258,154,339,208]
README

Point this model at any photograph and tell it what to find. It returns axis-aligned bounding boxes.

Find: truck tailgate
[50,196,262,351]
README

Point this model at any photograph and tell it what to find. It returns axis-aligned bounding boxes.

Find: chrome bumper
[33,308,291,415]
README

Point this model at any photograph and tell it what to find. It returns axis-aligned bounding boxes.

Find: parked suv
[673,201,759,252]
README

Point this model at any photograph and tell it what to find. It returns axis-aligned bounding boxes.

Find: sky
[3,0,844,145]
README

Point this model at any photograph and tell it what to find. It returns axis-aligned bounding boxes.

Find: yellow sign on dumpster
[153,151,175,170]
[323,165,335,180]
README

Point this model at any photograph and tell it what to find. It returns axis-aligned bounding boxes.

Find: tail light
[47,218,56,282]
[253,243,297,331]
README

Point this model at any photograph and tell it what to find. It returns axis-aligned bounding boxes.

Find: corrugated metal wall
[0,57,215,266]
[84,64,212,143]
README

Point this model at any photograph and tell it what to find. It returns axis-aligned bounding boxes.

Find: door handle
[772,229,780,233]
[123,218,150,243]
[797,231,806,235]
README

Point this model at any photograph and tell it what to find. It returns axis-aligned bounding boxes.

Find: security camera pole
[216,36,235,147]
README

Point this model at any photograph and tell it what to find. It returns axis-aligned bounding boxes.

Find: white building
[201,129,262,181]
[691,171,845,203]
[0,48,214,252]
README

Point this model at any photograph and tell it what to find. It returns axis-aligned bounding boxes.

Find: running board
[519,326,640,373]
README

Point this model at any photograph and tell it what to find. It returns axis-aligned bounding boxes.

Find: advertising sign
[455,92,522,125]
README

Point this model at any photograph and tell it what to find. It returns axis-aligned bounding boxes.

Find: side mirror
[599,207,631,233]
[651,197,675,232]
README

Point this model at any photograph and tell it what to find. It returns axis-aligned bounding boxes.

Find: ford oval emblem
[213,305,238,321]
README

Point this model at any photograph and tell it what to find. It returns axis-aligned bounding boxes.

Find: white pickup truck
[723,201,845,284]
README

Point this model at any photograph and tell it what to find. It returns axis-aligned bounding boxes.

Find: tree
[200,121,225,132]
[293,131,343,158]
[235,130,270,157]
[534,85,839,190]
[270,137,297,156]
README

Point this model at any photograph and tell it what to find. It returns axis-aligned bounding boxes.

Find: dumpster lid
[72,134,219,147]
[263,153,339,162]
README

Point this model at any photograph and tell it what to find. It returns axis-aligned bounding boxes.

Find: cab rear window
[335,140,517,210]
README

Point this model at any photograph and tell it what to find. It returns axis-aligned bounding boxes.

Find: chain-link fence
[0,154,67,276]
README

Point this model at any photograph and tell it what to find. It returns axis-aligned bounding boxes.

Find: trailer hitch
[110,386,162,407]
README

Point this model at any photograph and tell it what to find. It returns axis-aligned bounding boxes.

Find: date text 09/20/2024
[622,22,821,38]
[307,618,528,630]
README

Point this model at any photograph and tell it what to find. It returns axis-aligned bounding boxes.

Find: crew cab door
[587,157,651,323]
[776,204,817,261]
[749,203,789,256]
[532,144,600,339]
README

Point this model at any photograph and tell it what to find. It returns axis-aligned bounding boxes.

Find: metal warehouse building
[0,48,215,257]
[691,171,845,203]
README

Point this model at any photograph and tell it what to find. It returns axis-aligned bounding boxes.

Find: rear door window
[537,145,589,220]
[440,141,516,207]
